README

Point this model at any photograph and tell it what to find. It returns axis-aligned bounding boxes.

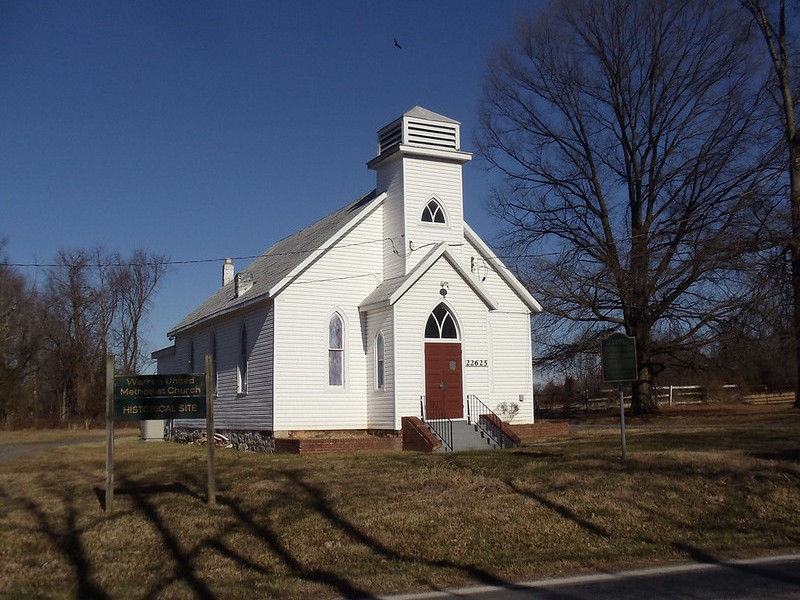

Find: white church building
[154,107,541,451]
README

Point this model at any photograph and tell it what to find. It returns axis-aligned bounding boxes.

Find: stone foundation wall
[173,428,275,453]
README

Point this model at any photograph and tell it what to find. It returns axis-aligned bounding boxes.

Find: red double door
[424,342,463,419]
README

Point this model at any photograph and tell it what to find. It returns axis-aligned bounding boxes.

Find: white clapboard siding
[377,159,406,281]
[392,257,491,427]
[170,303,274,430]
[488,312,534,424]
[272,209,384,431]
[403,157,465,272]
[365,307,394,428]
[462,235,532,313]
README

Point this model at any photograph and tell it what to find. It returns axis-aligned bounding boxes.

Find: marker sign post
[106,361,215,512]
[601,333,638,460]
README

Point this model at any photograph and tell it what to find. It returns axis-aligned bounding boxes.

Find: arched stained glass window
[421,199,446,224]
[425,303,458,339]
[329,313,344,386]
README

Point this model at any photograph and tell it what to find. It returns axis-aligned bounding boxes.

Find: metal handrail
[466,394,508,449]
[420,395,453,452]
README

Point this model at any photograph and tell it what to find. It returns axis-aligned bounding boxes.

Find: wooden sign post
[205,355,216,505]
[106,361,214,511]
[105,355,115,513]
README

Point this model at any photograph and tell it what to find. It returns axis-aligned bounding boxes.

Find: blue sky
[2,0,540,364]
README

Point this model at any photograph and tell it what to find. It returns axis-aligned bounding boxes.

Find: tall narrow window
[376,332,385,389]
[425,303,458,339]
[328,313,344,386]
[421,199,446,223]
[211,333,218,396]
[237,324,248,394]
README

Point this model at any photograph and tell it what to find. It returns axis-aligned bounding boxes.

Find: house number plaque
[466,359,489,367]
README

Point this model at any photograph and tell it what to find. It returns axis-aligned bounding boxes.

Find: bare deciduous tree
[42,248,108,419]
[741,0,800,408]
[34,247,168,420]
[478,0,779,413]
[0,241,169,423]
[112,250,168,375]
[0,239,41,424]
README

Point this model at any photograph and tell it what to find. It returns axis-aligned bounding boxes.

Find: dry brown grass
[1,401,799,599]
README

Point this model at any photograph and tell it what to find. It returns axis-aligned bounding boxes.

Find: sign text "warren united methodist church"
[114,374,206,421]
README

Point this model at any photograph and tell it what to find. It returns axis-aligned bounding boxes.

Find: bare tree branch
[478,0,780,413]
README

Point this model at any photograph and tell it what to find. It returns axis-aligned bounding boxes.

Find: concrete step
[439,420,501,452]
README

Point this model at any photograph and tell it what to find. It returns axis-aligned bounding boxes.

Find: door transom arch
[424,302,463,419]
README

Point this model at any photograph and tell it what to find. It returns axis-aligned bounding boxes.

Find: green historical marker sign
[114,374,206,421]
[601,333,638,383]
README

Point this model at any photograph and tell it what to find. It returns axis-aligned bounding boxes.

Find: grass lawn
[1,401,799,599]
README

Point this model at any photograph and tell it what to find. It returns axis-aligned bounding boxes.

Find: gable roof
[359,242,499,311]
[463,224,543,313]
[169,190,384,336]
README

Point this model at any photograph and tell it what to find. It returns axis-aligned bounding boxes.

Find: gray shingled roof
[169,190,380,336]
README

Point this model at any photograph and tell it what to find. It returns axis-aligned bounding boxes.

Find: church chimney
[222,258,234,287]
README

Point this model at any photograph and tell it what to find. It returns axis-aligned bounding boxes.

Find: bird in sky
[394,38,402,49]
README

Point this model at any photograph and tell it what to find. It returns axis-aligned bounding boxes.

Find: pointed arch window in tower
[421,199,446,224]
[425,303,458,339]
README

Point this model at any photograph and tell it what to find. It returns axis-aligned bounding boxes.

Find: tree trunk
[791,139,800,408]
[631,345,659,415]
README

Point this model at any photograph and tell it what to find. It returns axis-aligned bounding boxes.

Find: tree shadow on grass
[504,480,612,539]
[214,467,523,597]
[1,482,111,600]
[93,481,202,511]
[114,473,217,600]
[219,494,372,598]
[750,448,800,464]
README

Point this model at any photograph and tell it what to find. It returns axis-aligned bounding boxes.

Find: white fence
[534,385,706,413]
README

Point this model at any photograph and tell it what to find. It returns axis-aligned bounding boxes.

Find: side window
[328,313,344,386]
[237,324,248,394]
[211,333,218,396]
[421,199,446,224]
[376,332,385,389]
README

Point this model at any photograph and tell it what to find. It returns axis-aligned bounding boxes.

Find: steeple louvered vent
[378,122,402,154]
[370,107,470,168]
[407,120,457,150]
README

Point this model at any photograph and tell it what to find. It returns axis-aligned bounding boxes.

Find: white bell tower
[368,106,472,278]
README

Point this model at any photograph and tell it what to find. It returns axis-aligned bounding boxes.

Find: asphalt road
[383,555,800,600]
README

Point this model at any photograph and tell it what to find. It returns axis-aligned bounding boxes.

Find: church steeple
[368,107,472,278]
[368,106,472,170]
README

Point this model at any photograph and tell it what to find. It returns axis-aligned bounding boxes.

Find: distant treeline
[0,241,168,427]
